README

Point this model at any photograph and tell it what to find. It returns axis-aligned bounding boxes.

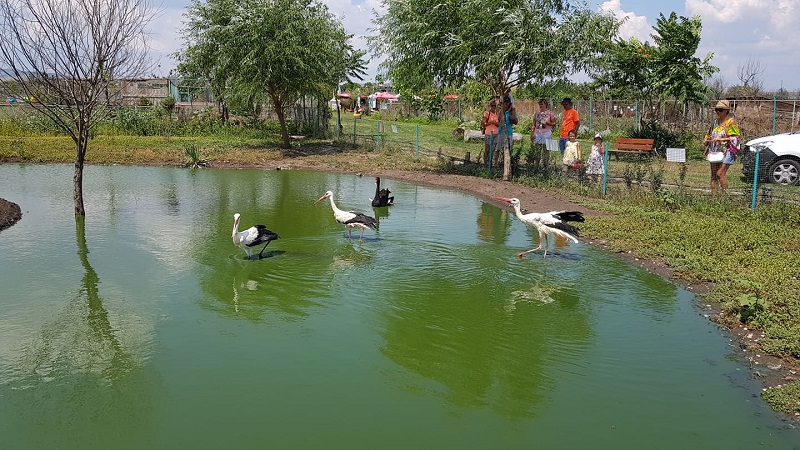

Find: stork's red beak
[315,194,327,204]
[495,197,512,203]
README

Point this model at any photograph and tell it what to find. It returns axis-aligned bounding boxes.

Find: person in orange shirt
[558,97,580,155]
[480,99,501,166]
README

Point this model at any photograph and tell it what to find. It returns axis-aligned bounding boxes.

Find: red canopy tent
[372,91,399,100]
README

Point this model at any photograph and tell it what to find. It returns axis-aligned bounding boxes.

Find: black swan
[371,177,394,207]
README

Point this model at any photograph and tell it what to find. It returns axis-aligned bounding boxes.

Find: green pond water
[0,164,798,448]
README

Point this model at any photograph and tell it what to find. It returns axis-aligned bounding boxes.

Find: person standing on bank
[559,98,580,155]
[480,99,501,167]
[586,133,605,183]
[498,94,518,180]
[531,98,556,171]
[703,100,740,195]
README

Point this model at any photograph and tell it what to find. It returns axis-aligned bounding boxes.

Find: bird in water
[232,213,280,259]
[371,176,394,207]
[495,197,583,258]
[316,190,378,242]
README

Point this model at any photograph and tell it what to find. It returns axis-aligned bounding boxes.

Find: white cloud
[600,0,653,41]
[687,0,800,90]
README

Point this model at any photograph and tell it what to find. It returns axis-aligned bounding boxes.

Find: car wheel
[769,159,800,185]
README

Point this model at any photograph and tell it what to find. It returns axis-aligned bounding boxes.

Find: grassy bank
[2,131,799,417]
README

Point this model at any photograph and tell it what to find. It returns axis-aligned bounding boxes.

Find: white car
[741,131,800,186]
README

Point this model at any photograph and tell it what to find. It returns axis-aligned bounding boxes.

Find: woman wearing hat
[703,100,740,194]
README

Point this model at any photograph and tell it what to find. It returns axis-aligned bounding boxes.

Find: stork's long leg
[258,240,272,257]
[518,230,545,258]
[542,233,550,259]
[358,227,365,242]
[347,228,353,240]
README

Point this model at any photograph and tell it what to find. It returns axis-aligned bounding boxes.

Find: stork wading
[232,213,280,259]
[496,197,583,258]
[316,190,378,242]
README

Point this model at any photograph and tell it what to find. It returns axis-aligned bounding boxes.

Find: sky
[149,0,800,92]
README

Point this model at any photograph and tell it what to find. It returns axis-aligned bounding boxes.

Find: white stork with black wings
[232,213,280,259]
[316,190,378,242]
[496,197,584,258]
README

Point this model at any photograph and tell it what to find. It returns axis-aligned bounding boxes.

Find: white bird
[496,197,584,258]
[371,176,394,207]
[232,213,280,259]
[316,190,378,242]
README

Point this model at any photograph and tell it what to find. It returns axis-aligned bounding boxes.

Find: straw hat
[714,100,731,110]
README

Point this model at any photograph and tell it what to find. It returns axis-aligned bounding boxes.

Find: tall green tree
[371,0,619,96]
[371,0,618,180]
[596,13,718,109]
[178,0,365,147]
[0,0,155,216]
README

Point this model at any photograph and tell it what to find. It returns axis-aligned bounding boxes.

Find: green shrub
[630,120,691,155]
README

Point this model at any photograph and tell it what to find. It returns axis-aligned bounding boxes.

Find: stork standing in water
[496,197,583,258]
[232,213,280,259]
[371,176,394,207]
[316,190,378,241]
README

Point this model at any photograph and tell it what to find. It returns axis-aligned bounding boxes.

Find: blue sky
[150,0,800,92]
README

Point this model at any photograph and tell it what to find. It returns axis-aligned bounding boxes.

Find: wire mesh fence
[332,114,800,211]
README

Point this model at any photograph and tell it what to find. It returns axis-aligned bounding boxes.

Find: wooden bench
[609,138,655,159]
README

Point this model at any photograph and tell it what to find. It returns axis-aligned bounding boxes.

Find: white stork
[496,197,584,258]
[316,190,378,241]
[232,213,280,259]
[371,176,394,207]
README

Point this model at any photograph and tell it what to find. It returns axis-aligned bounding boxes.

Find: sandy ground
[1,156,798,403]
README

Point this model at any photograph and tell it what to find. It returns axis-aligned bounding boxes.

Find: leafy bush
[630,119,691,155]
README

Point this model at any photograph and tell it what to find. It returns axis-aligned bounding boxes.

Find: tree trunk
[275,103,291,148]
[503,142,511,181]
[73,128,88,216]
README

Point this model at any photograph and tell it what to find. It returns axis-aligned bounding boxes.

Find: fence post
[772,96,777,136]
[751,151,761,212]
[602,141,609,195]
[634,100,639,133]
[353,117,357,146]
[376,120,381,151]
[415,124,420,160]
[589,97,593,132]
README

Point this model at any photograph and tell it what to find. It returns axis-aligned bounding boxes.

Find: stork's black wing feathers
[552,211,585,223]
[550,220,580,237]
[346,213,378,230]
[246,225,280,247]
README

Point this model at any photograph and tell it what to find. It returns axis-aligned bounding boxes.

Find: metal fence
[333,115,799,211]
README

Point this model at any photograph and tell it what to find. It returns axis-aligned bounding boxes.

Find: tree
[736,57,764,96]
[0,0,155,216]
[371,0,618,180]
[178,0,365,148]
[597,13,717,111]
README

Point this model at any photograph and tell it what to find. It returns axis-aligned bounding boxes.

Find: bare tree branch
[0,0,157,215]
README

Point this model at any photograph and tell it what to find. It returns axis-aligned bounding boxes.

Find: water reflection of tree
[476,203,511,244]
[378,271,591,420]
[3,218,150,444]
[75,216,135,380]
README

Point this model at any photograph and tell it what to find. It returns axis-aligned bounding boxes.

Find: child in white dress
[562,130,581,174]
[586,133,605,182]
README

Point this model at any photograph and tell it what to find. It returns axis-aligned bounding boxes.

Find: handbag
[706,151,724,163]
[704,123,725,163]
